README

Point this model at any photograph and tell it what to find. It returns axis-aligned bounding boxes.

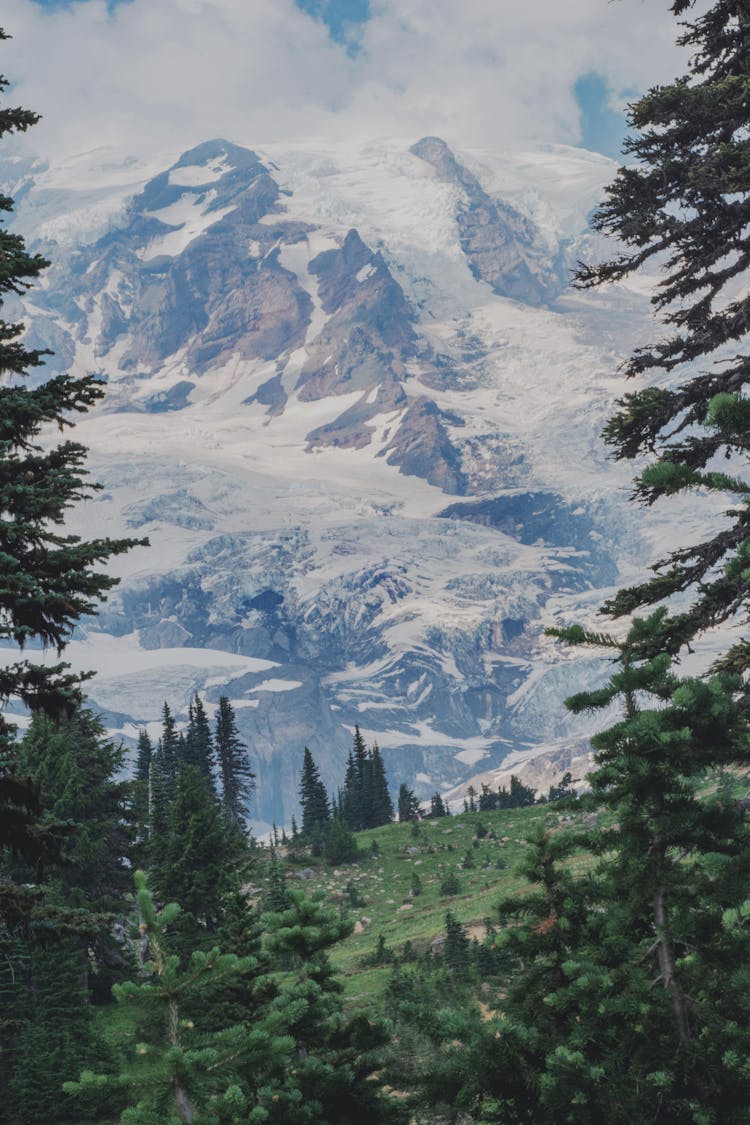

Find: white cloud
[2,0,705,165]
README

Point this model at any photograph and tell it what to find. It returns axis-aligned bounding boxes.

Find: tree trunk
[652,835,691,1045]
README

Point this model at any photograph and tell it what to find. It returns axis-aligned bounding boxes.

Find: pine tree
[339,750,362,830]
[0,30,143,722]
[133,728,153,845]
[352,726,371,827]
[443,911,470,979]
[8,939,111,1125]
[215,695,255,829]
[259,889,403,1123]
[65,872,261,1125]
[155,764,231,938]
[530,611,750,1117]
[157,702,180,790]
[298,747,330,838]
[16,711,132,917]
[368,743,394,827]
[576,1,750,668]
[182,694,215,785]
[429,792,447,818]
[397,783,420,822]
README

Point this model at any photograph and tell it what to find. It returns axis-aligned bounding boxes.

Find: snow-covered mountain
[4,135,672,828]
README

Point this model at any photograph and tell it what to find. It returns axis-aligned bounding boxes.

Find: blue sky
[11,0,683,164]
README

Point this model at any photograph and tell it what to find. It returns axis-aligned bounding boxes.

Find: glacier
[2,134,694,829]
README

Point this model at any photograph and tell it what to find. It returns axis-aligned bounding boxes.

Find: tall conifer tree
[298,747,330,838]
[215,695,254,828]
[576,1,750,668]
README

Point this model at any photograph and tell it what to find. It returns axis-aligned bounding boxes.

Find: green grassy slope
[281,805,563,1001]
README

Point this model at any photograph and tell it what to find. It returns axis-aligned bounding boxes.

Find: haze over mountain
[3,134,701,827]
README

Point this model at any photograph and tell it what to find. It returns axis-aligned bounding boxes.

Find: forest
[3,1,750,1122]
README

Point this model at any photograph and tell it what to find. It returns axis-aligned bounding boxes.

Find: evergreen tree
[16,711,132,917]
[155,764,231,941]
[397,782,420,822]
[215,695,255,829]
[65,872,262,1125]
[156,702,180,792]
[576,1,750,669]
[429,792,447,818]
[368,743,394,826]
[352,726,371,828]
[323,818,359,866]
[339,750,362,830]
[182,694,215,785]
[259,890,404,1123]
[0,29,142,722]
[133,728,153,845]
[8,940,111,1125]
[298,747,330,838]
[443,911,470,979]
[510,611,750,1118]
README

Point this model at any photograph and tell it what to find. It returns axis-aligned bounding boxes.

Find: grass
[282,804,559,988]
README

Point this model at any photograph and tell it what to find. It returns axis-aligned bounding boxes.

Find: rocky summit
[3,135,682,829]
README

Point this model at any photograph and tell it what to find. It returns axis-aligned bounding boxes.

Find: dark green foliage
[339,729,394,830]
[16,711,132,916]
[259,890,404,1123]
[215,695,254,829]
[133,728,153,846]
[478,775,537,811]
[183,694,215,785]
[547,771,576,803]
[397,782,420,822]
[323,817,359,865]
[443,911,470,979]
[152,763,232,939]
[155,702,179,792]
[263,851,289,912]
[488,612,750,1120]
[428,792,447,818]
[7,940,111,1125]
[575,2,750,669]
[65,872,265,1125]
[410,870,422,897]
[0,31,143,719]
[298,747,330,838]
[439,870,460,896]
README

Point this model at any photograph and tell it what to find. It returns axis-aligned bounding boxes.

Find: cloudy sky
[3,0,701,166]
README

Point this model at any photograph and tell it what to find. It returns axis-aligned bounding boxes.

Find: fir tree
[133,728,153,845]
[154,764,231,941]
[443,911,470,979]
[259,890,403,1123]
[8,940,110,1125]
[156,702,180,793]
[521,611,750,1117]
[429,792,447,818]
[182,694,215,785]
[397,782,420,822]
[215,695,254,829]
[298,747,330,838]
[368,743,394,826]
[575,1,750,669]
[0,29,143,722]
[65,872,261,1125]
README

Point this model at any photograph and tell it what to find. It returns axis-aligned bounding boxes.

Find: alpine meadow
[2,1,750,1123]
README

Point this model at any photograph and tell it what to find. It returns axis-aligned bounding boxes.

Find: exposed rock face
[410,136,564,305]
[8,136,650,827]
[383,396,466,494]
